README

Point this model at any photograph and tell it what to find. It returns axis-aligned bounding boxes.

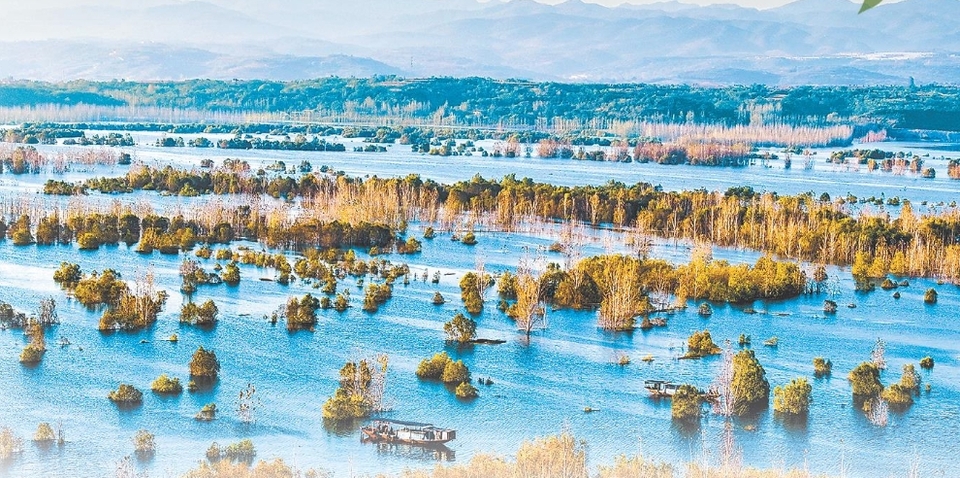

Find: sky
[534,0,798,7]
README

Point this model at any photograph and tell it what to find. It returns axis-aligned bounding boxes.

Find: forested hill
[3,79,960,130]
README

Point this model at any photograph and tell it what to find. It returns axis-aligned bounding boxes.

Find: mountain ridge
[0,0,954,85]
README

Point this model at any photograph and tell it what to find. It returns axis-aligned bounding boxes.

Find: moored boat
[361,419,456,446]
[643,380,681,398]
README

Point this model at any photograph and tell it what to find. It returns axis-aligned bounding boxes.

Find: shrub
[108,384,143,404]
[98,290,168,331]
[333,293,349,312]
[181,300,218,327]
[206,442,221,461]
[461,232,477,245]
[732,349,770,415]
[813,357,832,378]
[189,346,220,379]
[73,269,128,308]
[222,439,256,463]
[823,300,837,314]
[441,360,471,384]
[881,384,913,407]
[195,403,217,421]
[848,362,883,401]
[33,423,55,443]
[924,288,938,304]
[133,429,155,455]
[459,272,488,315]
[0,427,24,459]
[880,278,897,290]
[19,344,45,364]
[151,374,183,395]
[671,384,702,421]
[322,357,388,422]
[423,227,436,239]
[920,356,934,370]
[773,378,812,416]
[686,330,720,357]
[443,313,477,343]
[222,262,241,285]
[321,388,367,422]
[697,302,712,317]
[416,352,452,380]
[285,294,321,331]
[53,262,82,288]
[432,292,445,305]
[899,363,921,393]
[455,382,479,399]
[361,283,392,313]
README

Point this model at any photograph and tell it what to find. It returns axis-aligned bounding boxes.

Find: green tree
[686,330,720,357]
[189,346,220,379]
[416,352,451,380]
[773,378,812,416]
[443,313,477,343]
[286,294,321,331]
[848,362,883,403]
[454,382,479,399]
[151,374,184,395]
[222,262,241,285]
[732,349,770,415]
[441,359,471,384]
[108,384,143,404]
[671,384,702,421]
[53,262,82,288]
[813,357,832,378]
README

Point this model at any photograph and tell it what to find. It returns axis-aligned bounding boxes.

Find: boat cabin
[362,419,456,446]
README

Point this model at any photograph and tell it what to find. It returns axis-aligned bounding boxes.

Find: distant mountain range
[1,0,958,85]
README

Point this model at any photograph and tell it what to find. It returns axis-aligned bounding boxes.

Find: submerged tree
[773,378,812,416]
[848,362,883,407]
[189,346,221,380]
[732,349,770,415]
[871,338,887,370]
[510,267,548,336]
[443,313,477,343]
[596,255,645,331]
[322,354,389,422]
[236,383,261,424]
[671,384,702,421]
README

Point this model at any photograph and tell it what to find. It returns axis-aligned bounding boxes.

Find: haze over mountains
[1,0,956,85]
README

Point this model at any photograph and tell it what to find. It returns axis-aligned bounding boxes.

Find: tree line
[5,78,960,130]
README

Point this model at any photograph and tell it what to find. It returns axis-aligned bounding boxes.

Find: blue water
[0,136,958,477]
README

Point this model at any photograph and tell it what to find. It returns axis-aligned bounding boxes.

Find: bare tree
[513,272,547,337]
[36,297,58,327]
[474,256,488,303]
[365,354,389,413]
[596,259,644,331]
[511,255,547,337]
[871,338,887,370]
[712,341,735,418]
[236,383,261,424]
[866,397,889,427]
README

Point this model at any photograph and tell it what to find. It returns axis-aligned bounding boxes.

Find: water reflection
[368,442,456,463]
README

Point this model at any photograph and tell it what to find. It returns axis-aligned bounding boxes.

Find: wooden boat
[644,380,681,398]
[361,419,456,446]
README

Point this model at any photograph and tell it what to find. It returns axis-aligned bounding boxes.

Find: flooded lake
[0,134,958,478]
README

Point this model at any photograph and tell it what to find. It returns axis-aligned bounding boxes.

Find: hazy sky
[533,0,874,9]
[536,0,795,7]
